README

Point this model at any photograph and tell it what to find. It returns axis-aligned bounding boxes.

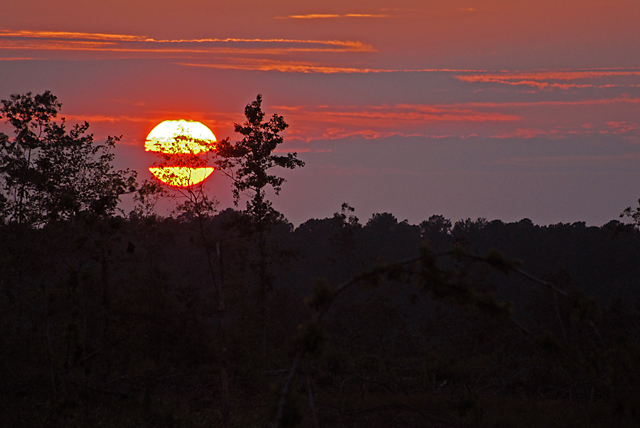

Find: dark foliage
[215,94,304,224]
[2,91,640,428]
[0,91,137,226]
[1,213,640,427]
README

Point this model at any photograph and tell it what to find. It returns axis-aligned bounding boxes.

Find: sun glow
[145,120,217,187]
[145,120,216,155]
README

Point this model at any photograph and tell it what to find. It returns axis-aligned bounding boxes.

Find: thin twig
[510,317,534,337]
[512,267,569,297]
[273,352,304,428]
[306,364,320,428]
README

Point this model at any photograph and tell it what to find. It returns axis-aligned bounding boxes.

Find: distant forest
[2,92,640,428]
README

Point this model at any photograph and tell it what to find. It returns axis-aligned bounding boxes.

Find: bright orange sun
[145,120,216,187]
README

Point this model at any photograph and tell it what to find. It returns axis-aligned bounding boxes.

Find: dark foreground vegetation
[2,92,640,427]
[2,211,640,428]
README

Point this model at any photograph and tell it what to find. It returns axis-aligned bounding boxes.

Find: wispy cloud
[456,96,640,108]
[266,95,640,142]
[605,121,639,134]
[0,57,40,61]
[179,59,493,74]
[344,14,389,17]
[267,104,520,141]
[0,30,147,42]
[0,29,374,57]
[179,59,395,74]
[61,114,153,123]
[309,105,520,124]
[456,69,640,90]
[279,13,389,19]
[284,14,341,19]
[59,97,640,145]
[0,30,369,48]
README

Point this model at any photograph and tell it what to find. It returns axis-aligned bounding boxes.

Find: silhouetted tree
[0,91,137,226]
[420,214,452,251]
[215,94,304,357]
[621,199,640,229]
[215,94,304,223]
[143,138,231,426]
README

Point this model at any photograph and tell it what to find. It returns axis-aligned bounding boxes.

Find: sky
[1,0,639,226]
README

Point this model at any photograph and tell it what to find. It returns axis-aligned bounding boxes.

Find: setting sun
[145,120,216,187]
[145,120,216,155]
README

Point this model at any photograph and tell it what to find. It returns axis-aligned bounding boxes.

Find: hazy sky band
[1,0,639,225]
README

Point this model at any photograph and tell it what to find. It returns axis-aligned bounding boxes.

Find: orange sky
[1,0,640,225]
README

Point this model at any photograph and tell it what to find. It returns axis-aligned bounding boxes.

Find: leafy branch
[273,244,517,428]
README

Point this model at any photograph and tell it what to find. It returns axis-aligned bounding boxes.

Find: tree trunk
[217,241,230,428]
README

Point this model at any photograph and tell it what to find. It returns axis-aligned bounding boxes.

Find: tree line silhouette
[1,92,640,428]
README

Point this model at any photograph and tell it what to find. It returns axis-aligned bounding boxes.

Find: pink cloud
[605,121,639,133]
[455,69,640,90]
